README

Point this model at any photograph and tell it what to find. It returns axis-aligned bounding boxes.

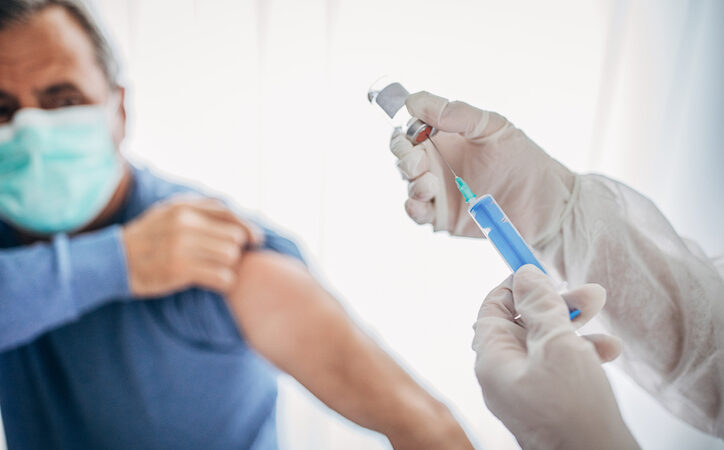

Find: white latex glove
[390,91,575,245]
[473,265,639,450]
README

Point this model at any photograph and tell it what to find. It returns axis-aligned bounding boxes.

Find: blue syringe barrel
[467,194,580,321]
[467,194,546,273]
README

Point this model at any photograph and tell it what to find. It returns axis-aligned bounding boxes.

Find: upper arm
[148,226,307,352]
[223,250,348,372]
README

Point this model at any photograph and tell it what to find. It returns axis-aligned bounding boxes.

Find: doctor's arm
[224,250,472,450]
[388,92,724,437]
[535,174,724,437]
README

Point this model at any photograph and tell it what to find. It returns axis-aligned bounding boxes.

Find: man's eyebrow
[37,82,84,96]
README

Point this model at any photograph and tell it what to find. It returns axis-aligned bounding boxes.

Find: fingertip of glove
[405,91,447,121]
[586,283,607,304]
[608,335,624,359]
[405,90,432,107]
[564,283,607,311]
[587,334,623,363]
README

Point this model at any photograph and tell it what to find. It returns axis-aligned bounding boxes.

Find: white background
[2,0,723,449]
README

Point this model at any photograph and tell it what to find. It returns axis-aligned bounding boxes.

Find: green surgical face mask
[0,104,123,235]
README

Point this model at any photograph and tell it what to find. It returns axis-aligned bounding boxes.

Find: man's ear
[112,86,126,148]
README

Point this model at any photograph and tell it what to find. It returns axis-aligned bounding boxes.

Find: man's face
[0,6,125,146]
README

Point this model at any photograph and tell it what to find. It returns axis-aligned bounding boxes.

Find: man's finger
[190,200,248,226]
[192,202,265,247]
[235,220,265,248]
[189,234,243,266]
[179,213,246,244]
[163,196,247,228]
[175,207,264,248]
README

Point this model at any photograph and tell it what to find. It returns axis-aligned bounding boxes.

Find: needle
[427,135,477,203]
[429,129,581,323]
[427,136,457,178]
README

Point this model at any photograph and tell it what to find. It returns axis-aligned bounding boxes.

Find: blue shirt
[0,166,303,449]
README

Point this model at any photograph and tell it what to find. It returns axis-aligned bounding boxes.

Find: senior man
[0,1,472,449]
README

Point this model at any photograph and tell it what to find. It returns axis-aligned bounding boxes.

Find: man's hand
[122,197,263,297]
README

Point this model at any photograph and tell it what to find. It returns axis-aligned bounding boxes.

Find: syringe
[426,138,580,321]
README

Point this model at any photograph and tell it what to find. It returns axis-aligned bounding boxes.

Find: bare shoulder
[223,250,329,360]
[224,250,319,320]
[231,250,311,293]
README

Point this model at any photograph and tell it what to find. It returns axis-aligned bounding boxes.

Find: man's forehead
[0,6,95,57]
[0,6,106,94]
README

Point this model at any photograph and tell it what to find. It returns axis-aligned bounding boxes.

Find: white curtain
[1,1,721,449]
[591,1,724,449]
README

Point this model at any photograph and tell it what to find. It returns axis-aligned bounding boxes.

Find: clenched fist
[122,196,264,297]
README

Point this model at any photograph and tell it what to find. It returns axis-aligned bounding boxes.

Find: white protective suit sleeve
[534,173,724,437]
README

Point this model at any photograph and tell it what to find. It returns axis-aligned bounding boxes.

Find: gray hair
[0,0,120,86]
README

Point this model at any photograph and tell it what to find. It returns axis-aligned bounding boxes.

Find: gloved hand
[390,91,575,245]
[472,265,639,450]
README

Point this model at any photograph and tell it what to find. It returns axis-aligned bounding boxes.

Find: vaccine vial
[367,77,436,144]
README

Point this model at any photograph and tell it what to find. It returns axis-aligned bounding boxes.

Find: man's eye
[0,105,15,124]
